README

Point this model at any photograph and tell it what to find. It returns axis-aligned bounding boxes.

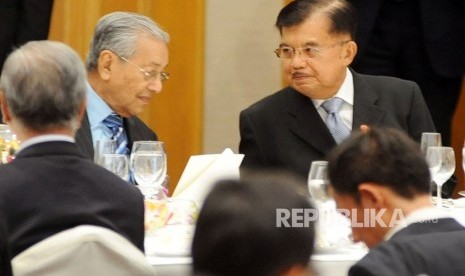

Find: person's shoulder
[353,70,417,87]
[241,87,297,114]
[83,162,143,198]
[352,70,421,98]
[350,241,411,276]
[125,116,157,140]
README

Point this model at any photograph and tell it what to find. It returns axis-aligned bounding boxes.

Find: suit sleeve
[239,110,268,173]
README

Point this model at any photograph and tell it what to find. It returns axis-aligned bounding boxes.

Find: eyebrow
[141,61,165,70]
[279,41,320,48]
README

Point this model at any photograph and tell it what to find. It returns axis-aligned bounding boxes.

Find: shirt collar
[384,206,453,240]
[17,134,74,154]
[312,68,354,108]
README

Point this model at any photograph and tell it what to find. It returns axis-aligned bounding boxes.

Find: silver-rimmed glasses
[274,40,351,60]
[116,54,170,82]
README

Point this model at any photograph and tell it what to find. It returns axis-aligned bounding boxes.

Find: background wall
[203,0,283,153]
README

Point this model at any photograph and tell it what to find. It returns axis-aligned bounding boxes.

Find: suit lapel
[75,111,94,160]
[286,88,335,155]
[351,70,386,130]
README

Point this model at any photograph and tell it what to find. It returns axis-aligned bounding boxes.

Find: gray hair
[0,41,87,132]
[86,12,170,70]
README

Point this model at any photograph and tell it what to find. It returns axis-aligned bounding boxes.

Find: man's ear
[97,50,116,81]
[76,98,87,127]
[358,183,385,209]
[342,40,357,66]
[0,92,11,124]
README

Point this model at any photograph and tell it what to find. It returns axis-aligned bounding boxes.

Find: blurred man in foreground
[327,127,465,275]
[192,172,315,276]
[0,41,145,257]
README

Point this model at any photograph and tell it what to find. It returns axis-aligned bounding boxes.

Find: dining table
[145,196,465,276]
[146,248,368,276]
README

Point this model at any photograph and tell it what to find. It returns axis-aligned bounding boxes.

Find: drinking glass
[420,132,442,156]
[308,161,331,202]
[132,151,167,199]
[100,153,130,182]
[130,141,166,173]
[94,139,116,166]
[426,146,455,207]
[308,160,349,248]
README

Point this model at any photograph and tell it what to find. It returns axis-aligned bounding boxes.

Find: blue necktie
[102,113,129,155]
[321,97,351,144]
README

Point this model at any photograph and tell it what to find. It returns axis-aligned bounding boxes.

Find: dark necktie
[321,97,351,144]
[102,113,129,155]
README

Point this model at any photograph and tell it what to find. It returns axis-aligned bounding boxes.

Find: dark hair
[275,0,357,39]
[192,172,315,276]
[327,127,431,202]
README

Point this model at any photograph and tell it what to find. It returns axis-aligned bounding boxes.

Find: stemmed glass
[94,139,116,166]
[308,161,345,248]
[426,146,455,207]
[130,141,167,199]
[308,161,331,203]
[460,142,465,197]
[420,132,442,156]
[100,153,130,182]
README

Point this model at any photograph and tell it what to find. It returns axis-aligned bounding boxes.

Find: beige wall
[203,0,283,153]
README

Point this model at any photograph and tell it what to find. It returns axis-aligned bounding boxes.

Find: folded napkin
[172,148,244,208]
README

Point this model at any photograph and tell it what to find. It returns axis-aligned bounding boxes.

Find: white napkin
[171,148,244,208]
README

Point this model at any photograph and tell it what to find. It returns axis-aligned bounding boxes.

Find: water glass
[100,153,130,182]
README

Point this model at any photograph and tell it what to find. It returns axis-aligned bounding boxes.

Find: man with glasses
[75,12,170,160]
[239,0,435,184]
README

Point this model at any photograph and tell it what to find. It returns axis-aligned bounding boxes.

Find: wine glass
[308,161,331,202]
[130,141,167,194]
[420,132,442,156]
[459,143,465,197]
[132,150,167,199]
[130,141,166,172]
[94,139,116,166]
[308,161,349,248]
[100,153,130,182]
[426,146,455,207]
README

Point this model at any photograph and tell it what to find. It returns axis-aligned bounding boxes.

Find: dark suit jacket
[75,112,157,160]
[0,208,12,276]
[239,70,435,180]
[349,0,465,78]
[0,141,145,257]
[350,218,465,276]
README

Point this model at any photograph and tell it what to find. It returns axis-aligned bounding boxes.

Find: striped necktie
[321,97,351,144]
[102,113,129,155]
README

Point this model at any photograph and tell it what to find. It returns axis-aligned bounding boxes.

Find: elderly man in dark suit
[327,127,465,276]
[75,12,170,159]
[239,0,438,189]
[0,40,145,257]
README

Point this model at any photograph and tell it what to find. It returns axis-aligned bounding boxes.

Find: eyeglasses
[274,40,351,60]
[116,54,170,82]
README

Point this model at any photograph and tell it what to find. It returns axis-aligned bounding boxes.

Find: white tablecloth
[147,248,368,276]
